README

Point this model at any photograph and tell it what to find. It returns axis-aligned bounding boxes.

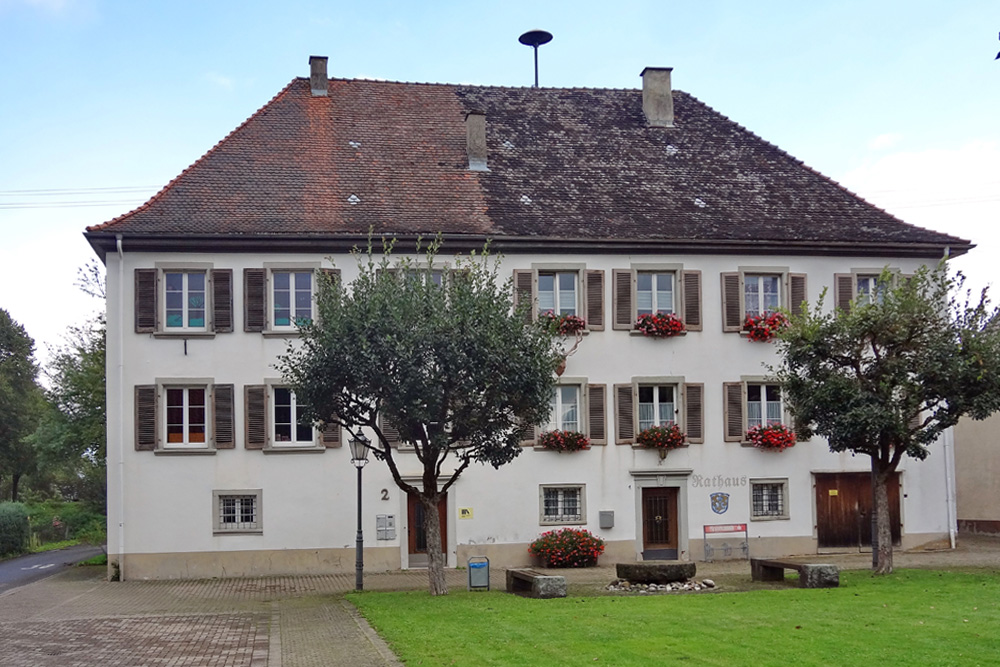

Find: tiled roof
[87,76,969,254]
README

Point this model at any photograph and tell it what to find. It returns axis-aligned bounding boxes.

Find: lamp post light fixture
[349,433,371,591]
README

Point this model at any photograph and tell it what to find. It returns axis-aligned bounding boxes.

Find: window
[743,274,780,317]
[614,380,704,445]
[273,387,314,445]
[134,267,233,335]
[723,379,789,442]
[272,271,313,329]
[834,269,904,313]
[166,387,207,446]
[538,271,577,316]
[540,485,585,525]
[746,384,782,429]
[611,267,702,331]
[213,490,262,534]
[638,385,675,431]
[512,266,605,331]
[164,272,206,330]
[720,269,806,332]
[134,382,234,452]
[750,479,789,520]
[547,385,580,432]
[636,272,675,316]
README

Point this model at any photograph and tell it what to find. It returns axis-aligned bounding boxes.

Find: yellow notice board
[829,489,839,496]
[459,507,473,519]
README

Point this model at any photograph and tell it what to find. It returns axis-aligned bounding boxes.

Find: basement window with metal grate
[213,490,263,534]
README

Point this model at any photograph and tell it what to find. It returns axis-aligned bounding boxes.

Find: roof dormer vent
[309,55,328,97]
[466,111,489,172]
[641,67,674,128]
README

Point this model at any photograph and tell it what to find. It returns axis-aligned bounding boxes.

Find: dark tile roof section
[88,77,968,252]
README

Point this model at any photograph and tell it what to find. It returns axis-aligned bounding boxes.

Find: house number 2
[381,489,390,500]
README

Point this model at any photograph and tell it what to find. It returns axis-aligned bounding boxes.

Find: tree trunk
[421,494,449,595]
[11,473,20,502]
[872,459,894,574]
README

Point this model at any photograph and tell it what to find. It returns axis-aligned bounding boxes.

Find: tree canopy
[775,266,1000,573]
[278,242,558,594]
[0,309,42,501]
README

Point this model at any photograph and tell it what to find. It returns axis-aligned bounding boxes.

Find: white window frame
[743,273,781,317]
[270,270,314,331]
[750,478,789,521]
[163,384,210,449]
[271,385,317,447]
[163,270,208,331]
[746,382,784,429]
[636,270,677,317]
[213,489,263,534]
[538,270,579,317]
[539,484,586,525]
[153,262,215,335]
[637,384,678,432]
[547,384,581,432]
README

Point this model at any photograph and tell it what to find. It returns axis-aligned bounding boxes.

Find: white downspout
[116,234,127,577]
[944,426,957,549]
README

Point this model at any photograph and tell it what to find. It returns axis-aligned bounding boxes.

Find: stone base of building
[958,519,1000,536]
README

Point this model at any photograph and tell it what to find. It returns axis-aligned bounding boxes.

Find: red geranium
[743,312,788,342]
[746,423,796,451]
[635,312,686,338]
[538,430,590,452]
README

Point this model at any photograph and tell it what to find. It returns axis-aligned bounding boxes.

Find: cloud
[204,72,236,91]
[839,140,1000,296]
[867,133,902,151]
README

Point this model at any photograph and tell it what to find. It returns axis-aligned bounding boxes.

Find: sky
[1,0,997,368]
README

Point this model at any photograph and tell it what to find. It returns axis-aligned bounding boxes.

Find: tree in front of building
[775,266,1000,574]
[278,241,558,595]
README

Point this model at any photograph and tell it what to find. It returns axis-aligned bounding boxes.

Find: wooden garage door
[815,472,901,549]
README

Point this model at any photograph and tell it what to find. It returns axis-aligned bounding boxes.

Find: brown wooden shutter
[513,269,535,325]
[792,413,811,443]
[587,384,607,445]
[721,272,742,332]
[134,269,157,333]
[244,269,267,332]
[612,269,633,330]
[684,383,704,444]
[321,420,342,448]
[723,382,745,442]
[585,270,605,331]
[834,274,854,313]
[135,384,157,450]
[518,421,539,447]
[211,269,233,333]
[245,385,267,449]
[682,270,702,331]
[213,384,235,448]
[378,412,402,447]
[789,273,807,317]
[614,383,635,444]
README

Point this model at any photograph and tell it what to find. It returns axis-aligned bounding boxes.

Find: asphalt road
[0,544,104,595]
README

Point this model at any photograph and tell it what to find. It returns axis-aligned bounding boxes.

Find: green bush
[0,502,30,556]
[25,499,105,545]
[528,527,605,567]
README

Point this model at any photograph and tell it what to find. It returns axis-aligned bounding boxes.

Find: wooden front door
[407,492,447,566]
[815,472,901,549]
[641,487,679,560]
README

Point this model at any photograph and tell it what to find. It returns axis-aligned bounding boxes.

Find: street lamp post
[349,433,370,591]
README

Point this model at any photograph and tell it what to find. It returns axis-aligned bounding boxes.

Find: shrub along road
[0,544,103,595]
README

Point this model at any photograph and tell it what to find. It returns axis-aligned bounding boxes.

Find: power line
[0,186,158,196]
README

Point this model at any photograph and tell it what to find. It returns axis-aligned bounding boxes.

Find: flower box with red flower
[743,311,788,342]
[538,430,590,452]
[635,312,686,338]
[746,423,796,451]
[528,527,606,568]
[541,310,587,336]
[636,423,687,454]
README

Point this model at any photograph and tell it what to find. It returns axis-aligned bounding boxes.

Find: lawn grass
[29,539,79,554]
[348,569,1000,666]
[77,553,107,566]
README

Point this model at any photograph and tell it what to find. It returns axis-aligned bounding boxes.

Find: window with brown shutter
[211,270,234,333]
[681,271,702,331]
[377,412,402,447]
[244,269,267,332]
[722,268,802,331]
[245,385,267,449]
[518,420,539,447]
[321,421,342,448]
[213,384,235,448]
[612,269,633,330]
[683,383,704,443]
[788,274,807,317]
[614,383,635,444]
[134,269,157,333]
[834,273,855,313]
[587,384,607,445]
[585,270,605,330]
[720,272,742,332]
[512,269,535,324]
[723,382,745,442]
[135,385,157,450]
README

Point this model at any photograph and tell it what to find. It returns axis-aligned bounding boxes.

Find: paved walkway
[0,535,997,666]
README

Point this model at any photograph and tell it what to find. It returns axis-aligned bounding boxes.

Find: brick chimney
[641,67,674,127]
[309,56,328,97]
[466,111,488,171]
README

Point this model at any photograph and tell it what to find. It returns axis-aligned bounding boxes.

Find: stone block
[800,564,839,588]
[615,561,696,584]
[505,569,567,599]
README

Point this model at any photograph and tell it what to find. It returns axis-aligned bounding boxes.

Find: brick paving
[0,535,996,666]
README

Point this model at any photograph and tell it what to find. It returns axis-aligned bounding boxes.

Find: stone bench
[505,568,567,599]
[750,558,839,588]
